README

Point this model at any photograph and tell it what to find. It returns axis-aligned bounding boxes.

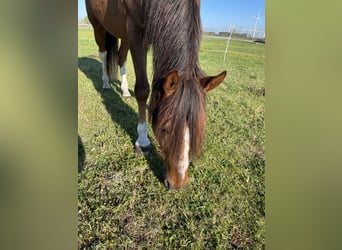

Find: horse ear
[164,71,180,96]
[200,71,226,92]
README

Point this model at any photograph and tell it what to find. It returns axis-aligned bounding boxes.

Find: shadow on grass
[78,135,85,173]
[78,56,164,183]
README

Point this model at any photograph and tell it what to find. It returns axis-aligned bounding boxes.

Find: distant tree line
[203,31,250,39]
[78,18,265,43]
[203,31,265,43]
[79,16,90,24]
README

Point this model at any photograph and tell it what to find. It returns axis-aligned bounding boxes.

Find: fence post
[223,25,234,62]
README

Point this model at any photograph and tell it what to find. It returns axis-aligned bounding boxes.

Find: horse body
[86,0,226,189]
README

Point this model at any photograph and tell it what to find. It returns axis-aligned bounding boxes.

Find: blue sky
[78,0,264,32]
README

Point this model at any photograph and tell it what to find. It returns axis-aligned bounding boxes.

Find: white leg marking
[177,126,190,178]
[135,123,151,148]
[120,62,131,97]
[99,51,110,89]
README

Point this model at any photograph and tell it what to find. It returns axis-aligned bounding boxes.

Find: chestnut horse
[85,0,226,189]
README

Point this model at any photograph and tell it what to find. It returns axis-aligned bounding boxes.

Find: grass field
[78,27,265,249]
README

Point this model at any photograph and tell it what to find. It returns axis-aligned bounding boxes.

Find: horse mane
[145,0,207,166]
[143,0,204,79]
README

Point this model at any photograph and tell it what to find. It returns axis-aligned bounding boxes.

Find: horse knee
[134,83,150,102]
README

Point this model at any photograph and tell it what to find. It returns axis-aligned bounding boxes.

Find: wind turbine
[251,9,263,39]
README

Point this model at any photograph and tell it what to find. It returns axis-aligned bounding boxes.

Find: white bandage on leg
[120,62,131,97]
[135,123,151,148]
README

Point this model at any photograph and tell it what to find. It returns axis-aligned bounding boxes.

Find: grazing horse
[86,0,226,189]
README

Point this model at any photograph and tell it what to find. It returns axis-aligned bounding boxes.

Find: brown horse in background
[85,0,226,189]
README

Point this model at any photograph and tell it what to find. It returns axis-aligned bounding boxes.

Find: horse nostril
[164,179,170,189]
[164,179,177,190]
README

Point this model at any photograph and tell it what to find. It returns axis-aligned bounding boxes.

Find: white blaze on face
[177,125,190,178]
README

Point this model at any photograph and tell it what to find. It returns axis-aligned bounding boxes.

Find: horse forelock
[149,78,206,167]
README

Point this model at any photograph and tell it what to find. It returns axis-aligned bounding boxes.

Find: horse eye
[162,127,168,134]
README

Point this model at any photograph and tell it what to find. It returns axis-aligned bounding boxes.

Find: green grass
[78,27,265,249]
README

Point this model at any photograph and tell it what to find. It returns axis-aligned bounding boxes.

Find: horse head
[149,70,226,189]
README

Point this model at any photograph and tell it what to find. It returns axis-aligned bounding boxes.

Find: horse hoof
[123,95,132,99]
[134,144,151,155]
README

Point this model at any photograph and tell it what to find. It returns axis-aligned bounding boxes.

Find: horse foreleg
[127,18,151,154]
[134,84,151,154]
[133,62,151,154]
